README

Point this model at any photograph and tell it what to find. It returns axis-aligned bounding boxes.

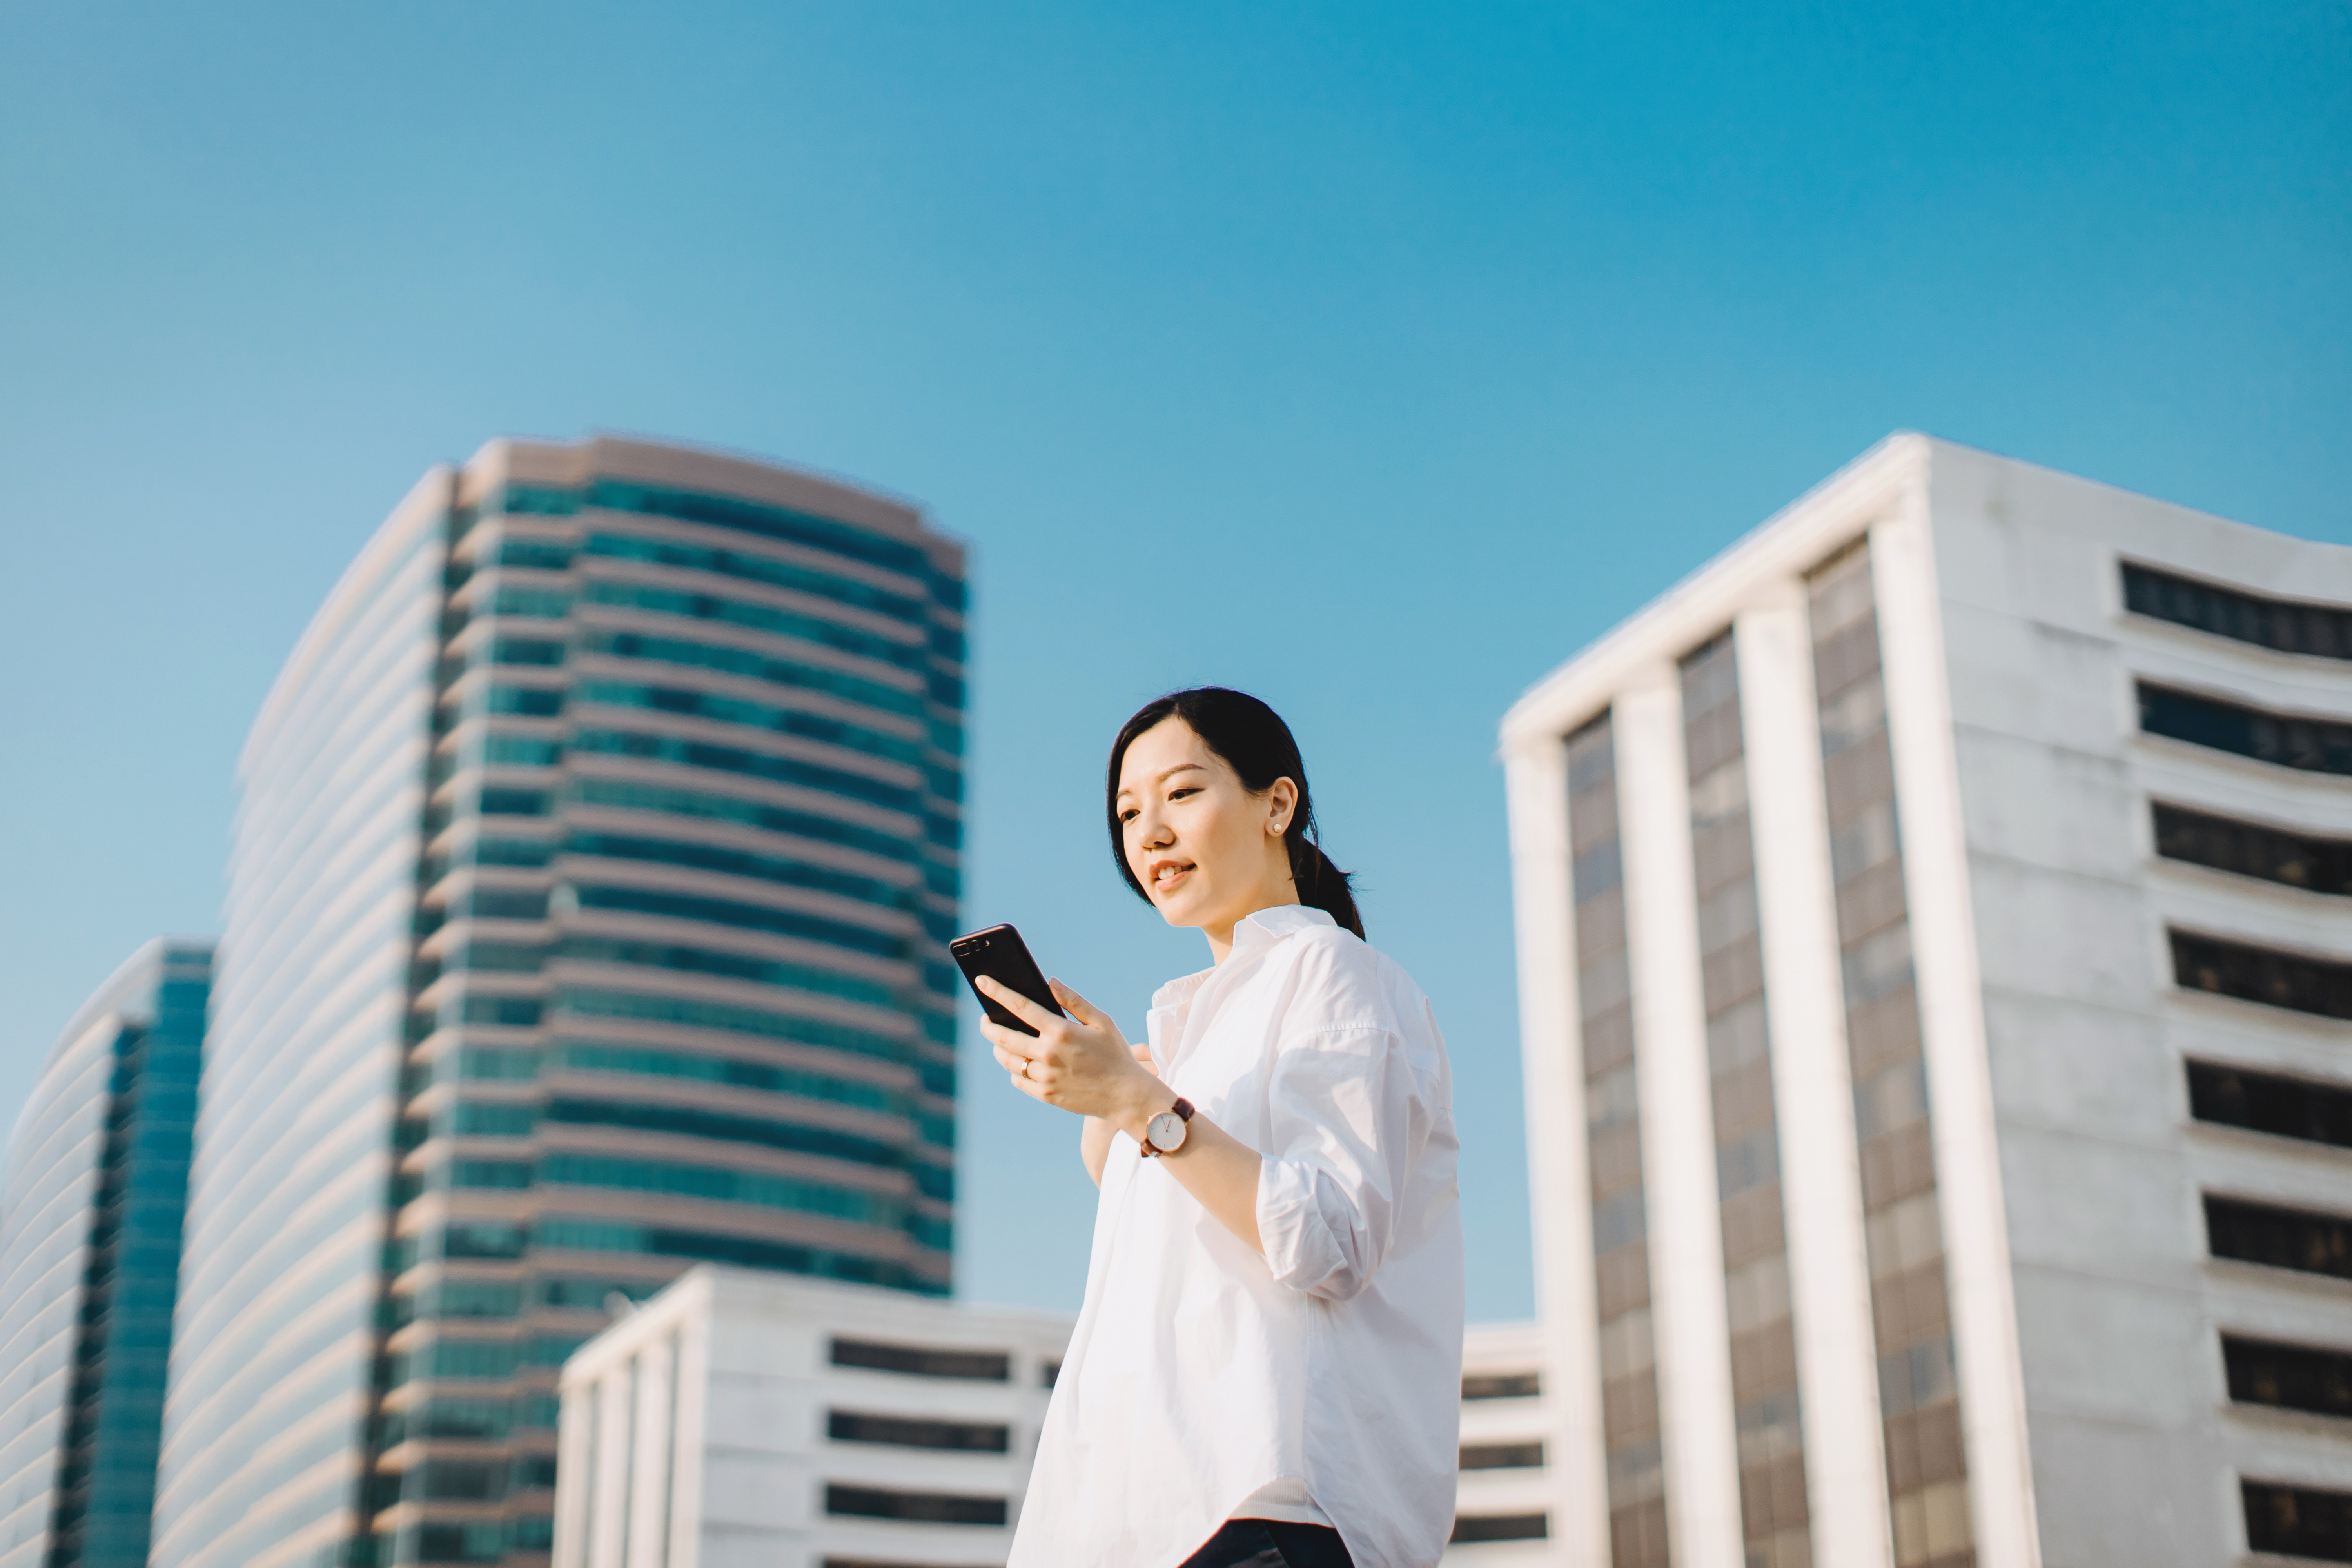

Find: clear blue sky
[1,0,2344,1320]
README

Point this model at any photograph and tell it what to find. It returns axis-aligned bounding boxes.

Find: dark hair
[1105,687,1364,940]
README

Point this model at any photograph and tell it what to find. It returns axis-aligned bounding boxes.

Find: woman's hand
[979,976,1162,1128]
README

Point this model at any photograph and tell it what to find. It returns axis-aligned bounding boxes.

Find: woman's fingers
[975,975,1061,1033]
[1047,977,1105,1025]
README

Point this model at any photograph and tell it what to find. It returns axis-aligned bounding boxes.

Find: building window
[827,1410,1011,1452]
[2223,1336,2352,1420]
[823,1484,1008,1526]
[1460,1441,1547,1470]
[2122,562,2352,661]
[2171,930,2352,1021]
[2138,683,2352,776]
[1041,1359,1061,1388]
[1567,711,1671,1568]
[2243,1480,2352,1563]
[2154,802,2352,896]
[2207,1195,2352,1281]
[1451,1514,1552,1543]
[1461,1371,1541,1401]
[2188,1062,2352,1150]
[828,1338,1011,1381]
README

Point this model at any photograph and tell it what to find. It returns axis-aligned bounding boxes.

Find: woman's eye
[1169,788,1199,802]
[1118,809,1138,824]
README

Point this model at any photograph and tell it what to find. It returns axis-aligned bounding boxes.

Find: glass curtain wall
[1567,714,1670,1568]
[1806,544,1973,1568]
[152,486,448,1568]
[1679,635,1811,1568]
[355,450,965,1566]
[0,942,209,1568]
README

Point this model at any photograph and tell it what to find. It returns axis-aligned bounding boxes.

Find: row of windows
[1450,1513,1552,1543]
[2124,561,2352,663]
[2154,802,2352,897]
[2189,1061,2352,1149]
[486,481,935,581]
[406,1217,943,1288]
[565,776,920,864]
[2244,1481,2352,1563]
[570,680,926,766]
[372,1394,562,1445]
[564,829,918,911]
[570,728,922,812]
[2140,682,2352,776]
[553,987,913,1063]
[577,628,924,719]
[546,936,904,1011]
[2172,930,2352,1021]
[579,579,926,671]
[830,1337,1011,1381]
[577,532,927,622]
[552,1043,904,1113]
[566,882,910,960]
[827,1410,1010,1452]
[824,1483,1005,1526]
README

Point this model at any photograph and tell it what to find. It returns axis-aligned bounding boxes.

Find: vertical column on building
[1504,737,1611,1566]
[1867,514,2037,1568]
[1566,714,1672,1568]
[1806,543,1973,1568]
[1735,595,1895,1568]
[1617,674,1745,1568]
[1680,635,1814,1568]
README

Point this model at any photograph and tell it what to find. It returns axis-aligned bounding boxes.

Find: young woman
[984,688,1464,1568]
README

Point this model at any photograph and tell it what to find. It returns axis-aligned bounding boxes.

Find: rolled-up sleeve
[1255,1024,1426,1301]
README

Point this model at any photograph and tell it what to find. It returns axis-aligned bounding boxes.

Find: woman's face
[1115,717,1298,935]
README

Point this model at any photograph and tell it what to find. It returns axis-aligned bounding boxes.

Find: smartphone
[950,924,1066,1037]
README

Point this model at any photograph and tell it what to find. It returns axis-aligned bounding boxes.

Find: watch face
[1146,1111,1187,1152]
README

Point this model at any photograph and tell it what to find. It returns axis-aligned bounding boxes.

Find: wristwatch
[1140,1097,1194,1158]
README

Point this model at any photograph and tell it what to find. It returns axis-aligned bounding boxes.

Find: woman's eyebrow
[1156,763,1207,783]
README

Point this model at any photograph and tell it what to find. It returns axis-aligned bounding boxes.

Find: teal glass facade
[154,439,964,1568]
[0,939,212,1568]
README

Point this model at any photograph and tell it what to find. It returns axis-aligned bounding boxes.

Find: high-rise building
[1501,435,2352,1568]
[0,939,211,1568]
[152,437,967,1568]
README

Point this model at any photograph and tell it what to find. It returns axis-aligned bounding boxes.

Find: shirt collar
[1149,905,1337,1010]
[1231,902,1337,955]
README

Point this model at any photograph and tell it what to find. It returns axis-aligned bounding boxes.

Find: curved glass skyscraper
[154,438,966,1568]
[0,939,211,1568]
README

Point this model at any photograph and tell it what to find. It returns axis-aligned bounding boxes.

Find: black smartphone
[950,924,1065,1037]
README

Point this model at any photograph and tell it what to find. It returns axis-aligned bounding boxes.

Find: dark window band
[2171,930,2352,1021]
[1462,1371,1542,1400]
[2155,802,2352,897]
[2207,1195,2352,1281]
[2243,1479,2352,1562]
[2188,1061,2352,1150]
[829,1338,1010,1381]
[2224,1335,2352,1420]
[2124,562,2352,661]
[2139,683,2352,775]
[827,1410,1010,1452]
[1451,1513,1552,1543]
[823,1484,1007,1526]
[1460,1441,1547,1470]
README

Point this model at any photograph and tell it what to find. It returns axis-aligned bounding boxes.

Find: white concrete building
[1501,434,2352,1568]
[1452,1321,1568,1563]
[552,1270,1068,1568]
[552,1268,1561,1566]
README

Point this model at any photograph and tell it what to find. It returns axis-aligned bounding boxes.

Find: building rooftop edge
[1496,430,2343,752]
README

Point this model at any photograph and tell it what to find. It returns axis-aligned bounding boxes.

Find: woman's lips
[1152,861,1194,895]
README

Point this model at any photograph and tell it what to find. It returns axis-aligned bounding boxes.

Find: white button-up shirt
[1009,904,1465,1568]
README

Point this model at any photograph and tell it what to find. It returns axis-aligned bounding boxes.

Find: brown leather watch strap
[1140,1096,1194,1157]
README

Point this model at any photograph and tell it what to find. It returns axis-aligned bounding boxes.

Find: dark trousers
[1178,1518,1355,1568]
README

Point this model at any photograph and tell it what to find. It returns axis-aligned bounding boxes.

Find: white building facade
[552,1269,1560,1566]
[1502,435,2352,1568]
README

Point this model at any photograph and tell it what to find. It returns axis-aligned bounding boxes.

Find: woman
[982,688,1464,1568]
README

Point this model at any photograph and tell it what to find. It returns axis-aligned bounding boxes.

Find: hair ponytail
[1106,687,1365,940]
